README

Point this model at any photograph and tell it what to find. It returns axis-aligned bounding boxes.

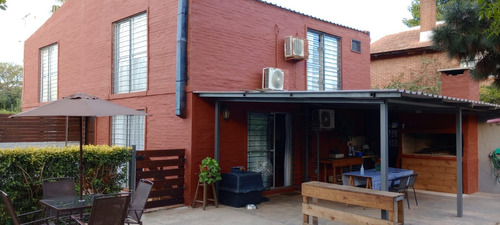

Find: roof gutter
[175,0,188,118]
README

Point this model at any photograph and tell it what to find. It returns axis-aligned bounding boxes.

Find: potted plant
[198,157,222,184]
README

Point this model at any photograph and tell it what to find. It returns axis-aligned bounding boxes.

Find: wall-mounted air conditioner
[318,109,335,130]
[284,36,305,60]
[262,67,284,90]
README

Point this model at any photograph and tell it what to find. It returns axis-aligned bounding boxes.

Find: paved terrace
[141,190,500,225]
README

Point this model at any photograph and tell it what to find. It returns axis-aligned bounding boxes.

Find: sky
[0,0,413,65]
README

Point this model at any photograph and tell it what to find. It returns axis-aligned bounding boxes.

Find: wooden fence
[136,149,185,208]
[0,114,82,143]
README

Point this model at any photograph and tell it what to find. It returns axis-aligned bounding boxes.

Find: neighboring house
[22,0,500,208]
[371,0,500,194]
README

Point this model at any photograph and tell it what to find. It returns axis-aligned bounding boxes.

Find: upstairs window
[111,112,146,150]
[40,43,58,102]
[307,30,341,91]
[351,39,361,53]
[113,12,148,94]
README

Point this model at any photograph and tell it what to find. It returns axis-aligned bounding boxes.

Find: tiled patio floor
[141,190,500,225]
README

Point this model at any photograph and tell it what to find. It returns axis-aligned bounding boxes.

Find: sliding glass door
[247,112,292,189]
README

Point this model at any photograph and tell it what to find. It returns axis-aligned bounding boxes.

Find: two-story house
[22,0,500,207]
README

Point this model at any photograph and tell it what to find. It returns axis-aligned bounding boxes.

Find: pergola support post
[456,108,463,217]
[380,101,389,219]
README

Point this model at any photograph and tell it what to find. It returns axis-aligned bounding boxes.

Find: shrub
[0,145,131,224]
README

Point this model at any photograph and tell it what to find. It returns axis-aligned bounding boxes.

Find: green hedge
[0,145,132,224]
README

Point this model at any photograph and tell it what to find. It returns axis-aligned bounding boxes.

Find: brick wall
[441,70,480,101]
[371,51,459,89]
[187,0,370,91]
[420,0,436,32]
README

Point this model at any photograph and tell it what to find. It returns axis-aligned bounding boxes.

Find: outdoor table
[320,157,362,184]
[40,194,100,224]
[342,167,414,190]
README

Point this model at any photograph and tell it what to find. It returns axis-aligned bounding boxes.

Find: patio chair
[408,173,418,206]
[42,177,79,221]
[42,177,77,199]
[71,193,131,225]
[1,190,55,225]
[124,179,154,225]
[389,175,411,209]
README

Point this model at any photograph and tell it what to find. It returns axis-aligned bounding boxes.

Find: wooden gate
[136,149,185,208]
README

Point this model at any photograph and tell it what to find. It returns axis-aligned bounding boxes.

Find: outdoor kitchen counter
[401,154,457,193]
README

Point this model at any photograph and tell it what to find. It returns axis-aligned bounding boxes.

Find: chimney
[419,0,436,42]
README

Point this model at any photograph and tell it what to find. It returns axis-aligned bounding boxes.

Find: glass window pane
[40,44,58,102]
[111,112,145,151]
[113,13,147,94]
[307,30,340,91]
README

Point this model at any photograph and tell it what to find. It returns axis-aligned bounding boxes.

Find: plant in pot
[198,157,222,184]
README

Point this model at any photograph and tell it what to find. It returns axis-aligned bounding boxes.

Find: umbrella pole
[79,116,84,201]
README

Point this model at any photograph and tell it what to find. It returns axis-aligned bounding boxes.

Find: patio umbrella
[487,118,500,124]
[10,92,150,200]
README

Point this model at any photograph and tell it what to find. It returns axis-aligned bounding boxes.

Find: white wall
[477,115,500,193]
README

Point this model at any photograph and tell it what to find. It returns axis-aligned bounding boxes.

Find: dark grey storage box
[219,171,264,207]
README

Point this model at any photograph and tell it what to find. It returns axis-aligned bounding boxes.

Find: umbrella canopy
[487,118,500,124]
[11,92,150,200]
[12,92,149,117]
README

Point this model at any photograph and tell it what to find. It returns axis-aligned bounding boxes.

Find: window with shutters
[111,112,146,150]
[40,43,58,102]
[306,30,341,91]
[113,12,148,94]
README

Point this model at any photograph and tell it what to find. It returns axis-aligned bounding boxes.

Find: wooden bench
[302,181,405,225]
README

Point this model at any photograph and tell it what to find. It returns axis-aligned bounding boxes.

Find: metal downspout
[175,0,188,117]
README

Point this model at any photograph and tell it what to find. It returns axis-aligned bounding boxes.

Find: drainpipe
[175,0,188,118]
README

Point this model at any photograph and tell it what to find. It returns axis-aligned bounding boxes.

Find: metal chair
[407,173,419,206]
[71,193,131,225]
[125,179,154,225]
[389,175,411,209]
[42,177,79,222]
[1,190,55,225]
[42,177,77,199]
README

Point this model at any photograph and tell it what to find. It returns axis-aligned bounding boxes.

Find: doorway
[247,112,292,189]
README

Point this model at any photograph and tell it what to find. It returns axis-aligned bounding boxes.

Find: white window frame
[307,29,341,91]
[113,12,148,94]
[111,113,146,151]
[40,43,58,102]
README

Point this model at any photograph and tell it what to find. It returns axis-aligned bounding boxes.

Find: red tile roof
[370,28,432,55]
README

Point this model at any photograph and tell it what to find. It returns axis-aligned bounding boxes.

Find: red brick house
[22,0,372,205]
[370,0,500,195]
[22,0,500,208]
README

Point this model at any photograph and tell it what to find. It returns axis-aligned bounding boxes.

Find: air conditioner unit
[284,36,305,60]
[318,109,335,130]
[262,67,284,90]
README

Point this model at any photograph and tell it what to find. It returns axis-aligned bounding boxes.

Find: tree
[480,85,500,104]
[51,0,66,13]
[432,0,500,86]
[479,0,500,37]
[403,0,453,27]
[0,0,6,10]
[0,62,22,113]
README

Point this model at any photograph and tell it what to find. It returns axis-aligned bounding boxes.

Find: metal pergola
[196,89,500,218]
